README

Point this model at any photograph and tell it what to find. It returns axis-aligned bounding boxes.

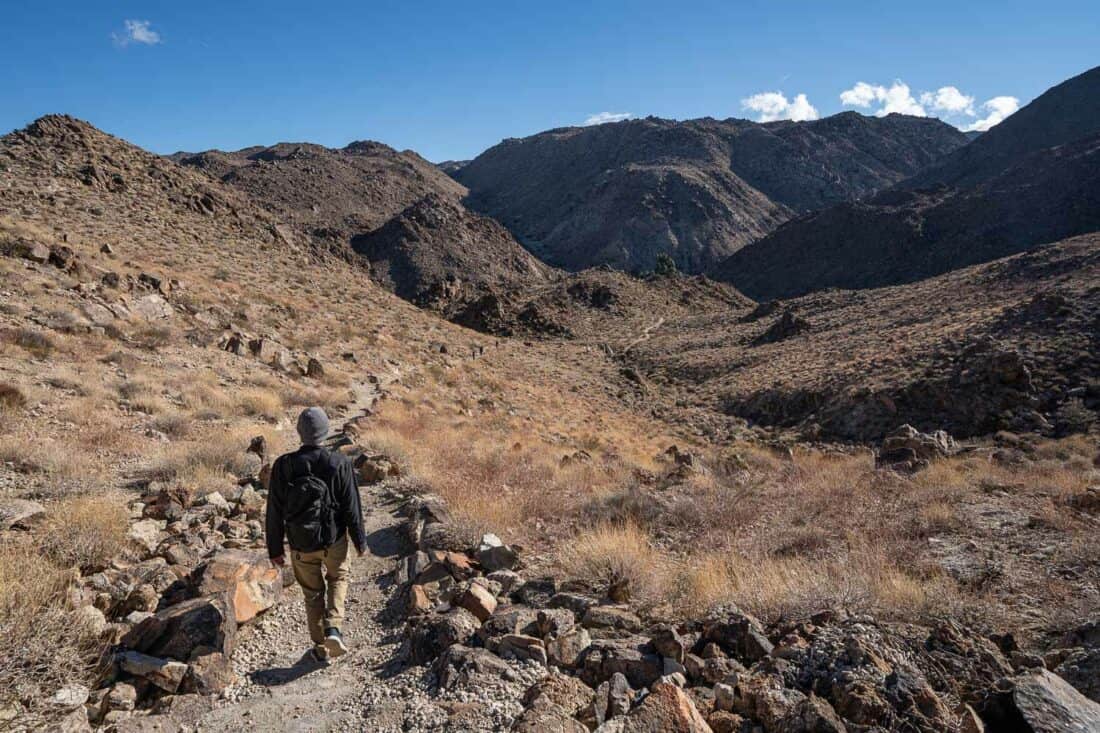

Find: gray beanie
[296,407,330,446]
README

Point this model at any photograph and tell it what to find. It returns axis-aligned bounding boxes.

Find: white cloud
[582,112,632,126]
[920,86,975,115]
[839,82,881,108]
[839,81,925,117]
[964,96,1020,132]
[113,19,161,47]
[741,91,819,122]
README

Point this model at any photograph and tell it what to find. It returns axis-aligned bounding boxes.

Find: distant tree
[653,253,678,277]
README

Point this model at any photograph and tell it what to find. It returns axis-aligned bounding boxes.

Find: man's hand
[271,555,286,568]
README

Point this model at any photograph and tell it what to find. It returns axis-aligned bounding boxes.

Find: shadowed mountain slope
[455,113,968,273]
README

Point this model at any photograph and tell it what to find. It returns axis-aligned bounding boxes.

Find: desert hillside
[0,113,1098,733]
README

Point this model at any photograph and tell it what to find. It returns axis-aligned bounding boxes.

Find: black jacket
[265,446,366,558]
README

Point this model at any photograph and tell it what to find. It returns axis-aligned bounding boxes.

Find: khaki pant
[290,533,350,648]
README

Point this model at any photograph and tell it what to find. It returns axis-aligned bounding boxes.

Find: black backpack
[282,450,337,553]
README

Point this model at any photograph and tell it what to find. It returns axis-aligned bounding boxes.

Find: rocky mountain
[174,140,466,255]
[454,113,968,273]
[349,194,555,311]
[717,65,1100,300]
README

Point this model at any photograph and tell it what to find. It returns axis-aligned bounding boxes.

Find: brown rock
[499,634,548,665]
[458,583,498,622]
[407,584,432,614]
[547,628,593,670]
[182,652,236,694]
[622,682,712,732]
[192,549,281,623]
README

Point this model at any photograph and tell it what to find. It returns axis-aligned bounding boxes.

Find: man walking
[266,407,366,662]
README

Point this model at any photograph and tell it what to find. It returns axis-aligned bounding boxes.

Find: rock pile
[66,453,283,727]
[391,493,1100,732]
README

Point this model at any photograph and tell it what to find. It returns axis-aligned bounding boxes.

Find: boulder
[433,644,512,690]
[117,651,188,693]
[458,583,498,622]
[701,612,774,664]
[127,519,164,556]
[406,608,480,664]
[547,628,593,670]
[121,594,237,661]
[498,634,548,665]
[191,549,281,623]
[595,672,634,723]
[523,671,597,717]
[584,606,643,633]
[1053,648,1100,703]
[480,605,541,646]
[477,533,519,572]
[878,424,958,470]
[356,453,403,484]
[980,669,1100,732]
[181,652,236,694]
[548,592,598,617]
[15,239,51,263]
[620,682,712,732]
[538,608,577,640]
[131,294,173,320]
[0,498,46,530]
[513,705,588,733]
[651,625,689,663]
[579,636,663,689]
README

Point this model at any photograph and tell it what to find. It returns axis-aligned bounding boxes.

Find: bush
[0,383,26,413]
[653,253,678,277]
[38,495,129,573]
[559,523,668,606]
[0,544,105,726]
[2,328,55,358]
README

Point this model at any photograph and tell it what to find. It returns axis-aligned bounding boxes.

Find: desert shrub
[653,252,678,277]
[38,495,129,573]
[0,383,26,413]
[2,327,55,358]
[117,378,167,414]
[152,411,192,439]
[131,323,175,350]
[0,544,104,726]
[559,523,669,606]
[236,388,283,419]
[1054,398,1096,436]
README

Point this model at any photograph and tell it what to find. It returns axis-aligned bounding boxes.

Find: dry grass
[236,387,284,420]
[0,543,104,724]
[559,522,670,607]
[677,543,958,622]
[145,425,263,495]
[1,327,56,358]
[38,494,129,573]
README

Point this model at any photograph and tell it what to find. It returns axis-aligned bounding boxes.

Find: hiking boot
[309,646,330,665]
[323,627,348,658]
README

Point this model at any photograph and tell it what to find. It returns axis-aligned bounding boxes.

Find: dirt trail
[622,315,666,353]
[126,365,537,732]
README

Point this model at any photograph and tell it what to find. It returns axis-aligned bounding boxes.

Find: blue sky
[2,1,1098,161]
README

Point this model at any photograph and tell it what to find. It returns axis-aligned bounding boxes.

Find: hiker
[266,407,366,662]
